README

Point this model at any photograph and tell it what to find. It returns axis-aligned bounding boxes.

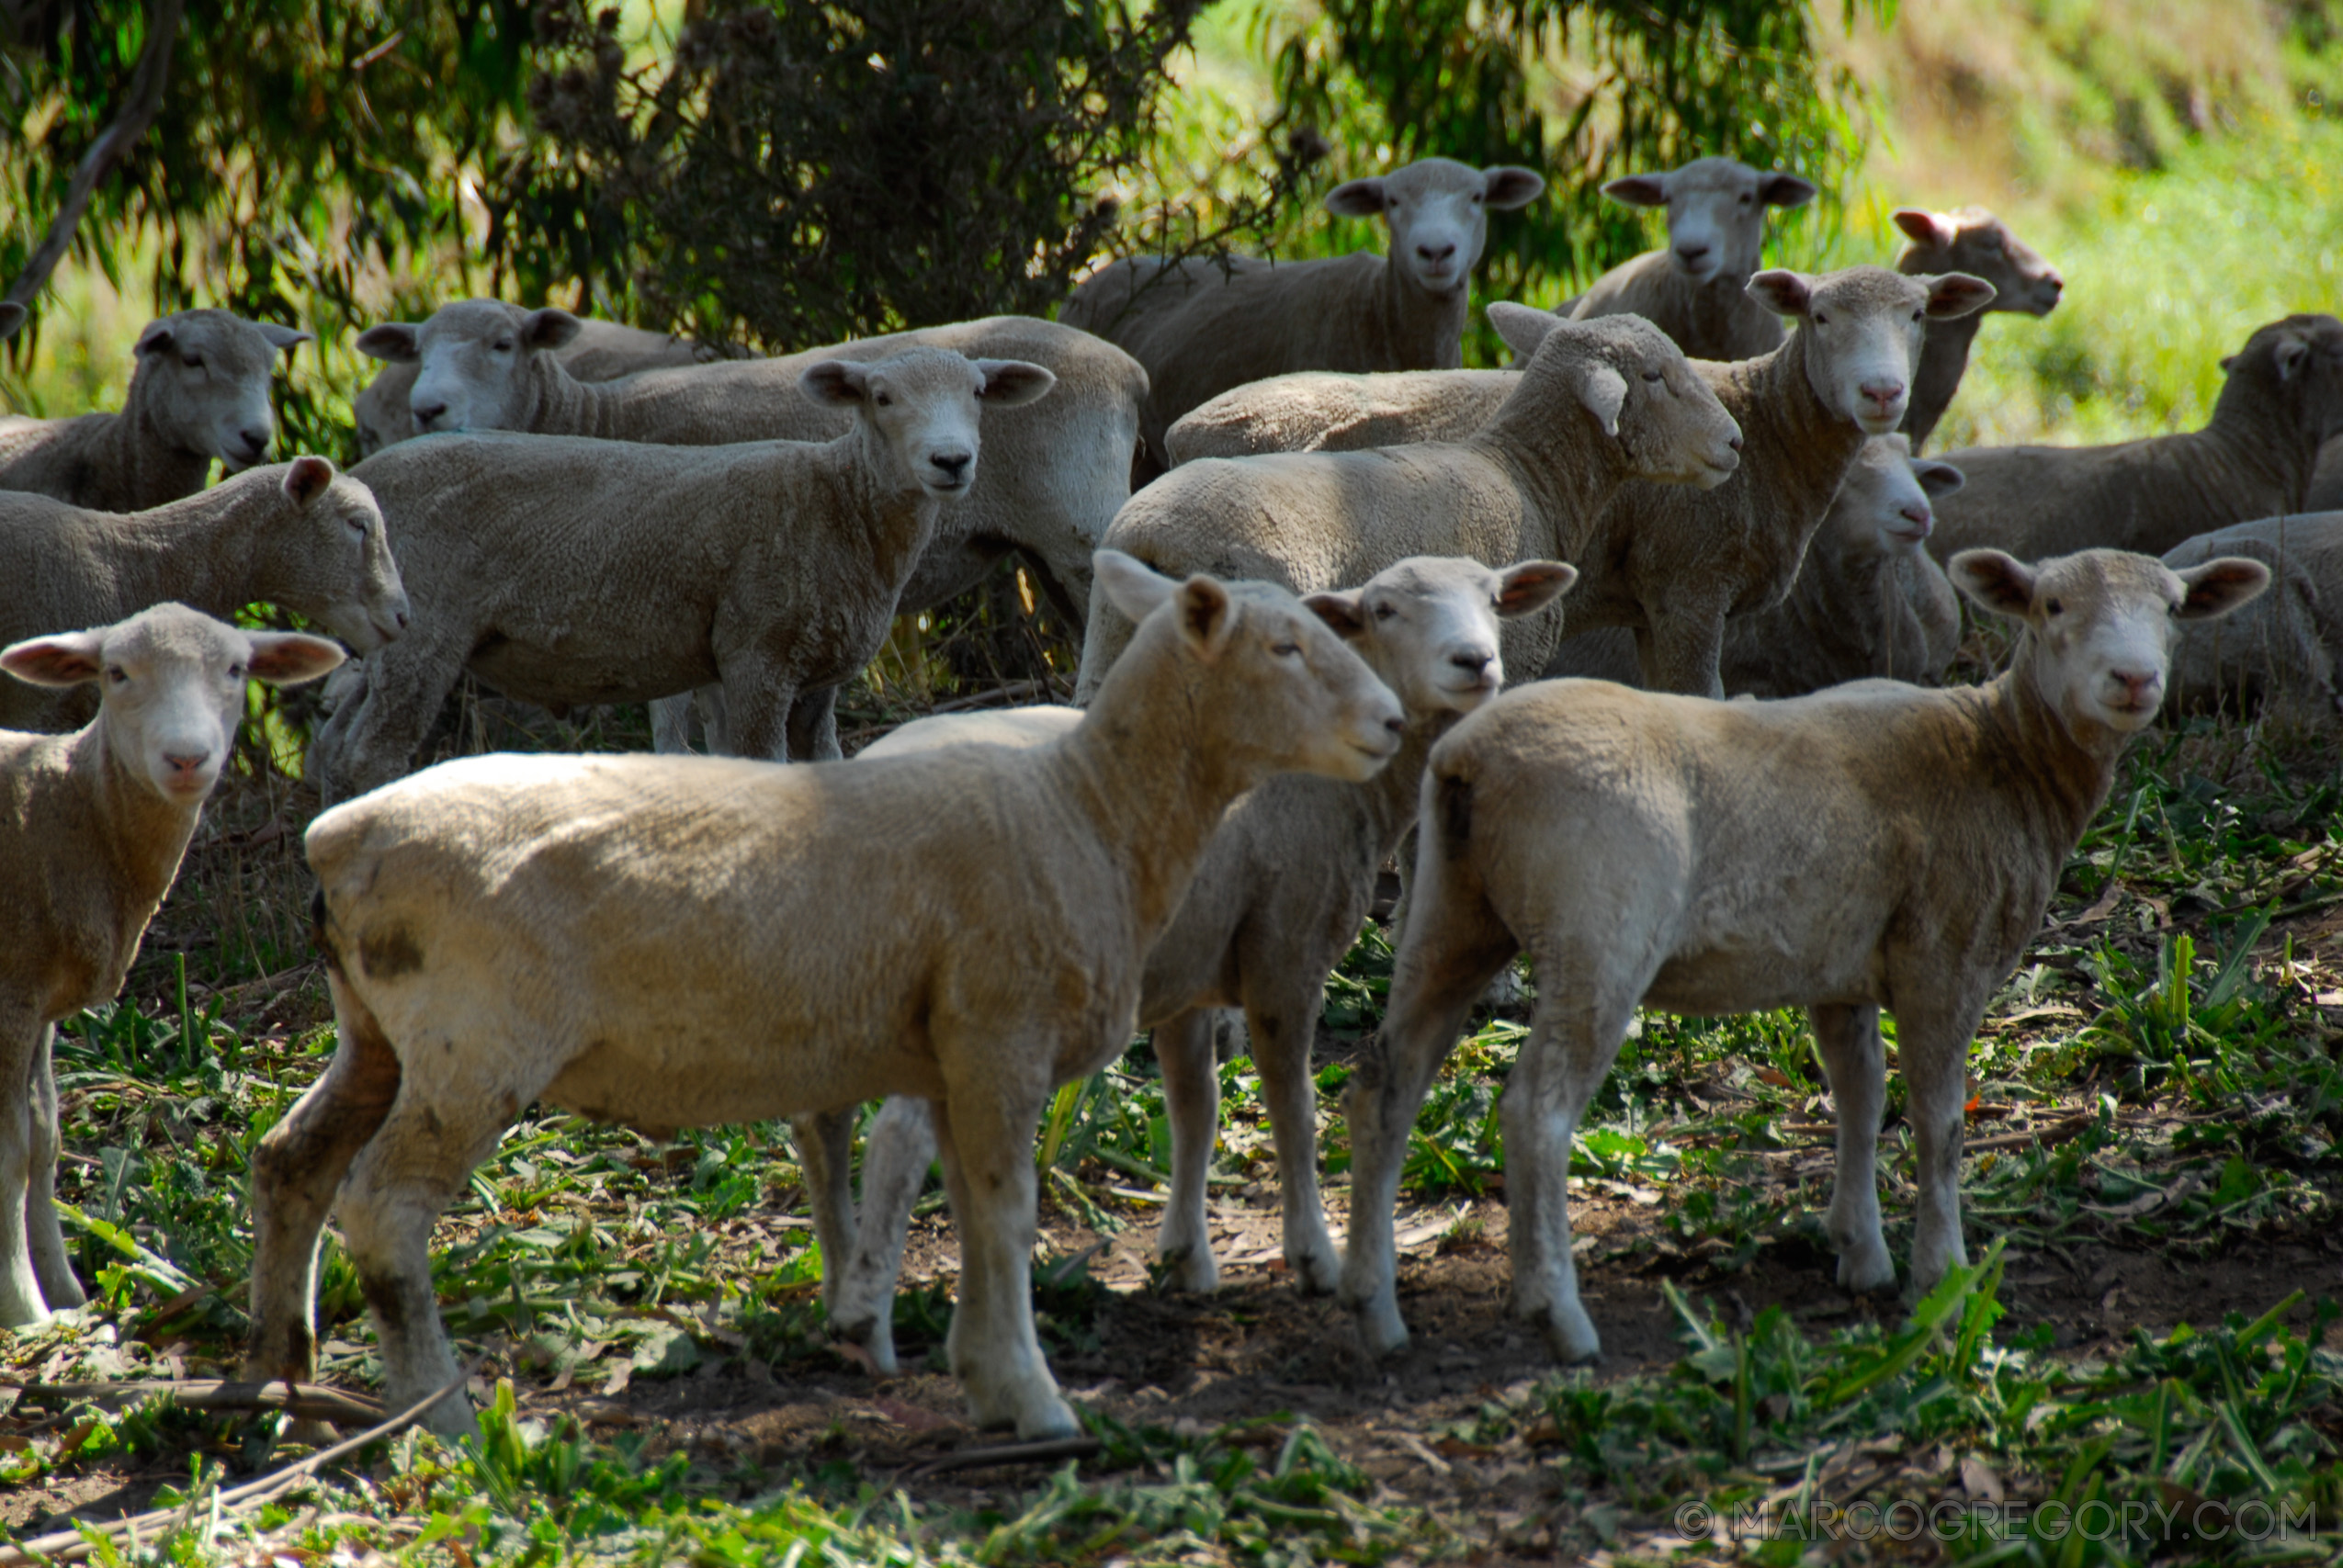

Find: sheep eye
[1372,604,1398,621]
[1739,192,1754,204]
[105,665,127,683]
[1471,193,1484,204]
[2045,598,2064,615]
[227,663,247,680]
[1642,369,1663,383]
[875,392,893,407]
[181,354,204,369]
[1812,311,1828,325]
[1912,309,1925,321]
[1271,640,1302,658]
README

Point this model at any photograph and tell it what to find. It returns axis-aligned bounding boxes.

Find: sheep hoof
[1836,1249,1896,1294]
[418,1392,483,1444]
[1155,1247,1219,1294]
[1015,1395,1082,1443]
[1351,1297,1411,1358]
[1288,1247,1341,1297]
[1525,1300,1601,1363]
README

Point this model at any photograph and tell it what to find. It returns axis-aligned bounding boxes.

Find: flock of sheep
[0,146,2335,1447]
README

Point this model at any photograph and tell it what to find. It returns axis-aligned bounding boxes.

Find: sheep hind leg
[1811,1004,1894,1292]
[829,1096,938,1375]
[25,1023,83,1310]
[789,1109,859,1322]
[0,1009,54,1326]
[784,686,841,762]
[1152,1010,1223,1293]
[1242,976,1340,1296]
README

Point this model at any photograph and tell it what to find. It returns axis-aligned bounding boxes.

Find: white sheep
[810,554,1576,1372]
[353,315,712,457]
[2162,512,2343,721]
[1060,158,1545,478]
[1887,206,2064,451]
[314,347,1053,801]
[242,551,1406,1441]
[1551,434,1967,695]
[1338,546,2269,1362]
[1165,367,1514,466]
[0,310,310,511]
[0,604,344,1326]
[1930,313,2343,561]
[1568,157,1818,361]
[0,458,408,732]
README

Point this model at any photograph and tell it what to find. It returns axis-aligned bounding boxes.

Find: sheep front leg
[932,1078,1075,1439]
[1243,977,1341,1295]
[785,686,843,761]
[1810,1004,1894,1292]
[1896,996,1984,1292]
[1634,608,1729,700]
[244,979,404,1389]
[829,1095,938,1375]
[25,1023,83,1311]
[787,1110,858,1318]
[1152,1009,1222,1292]
[648,695,696,755]
[715,660,796,763]
[0,1008,55,1326]
[324,635,470,805]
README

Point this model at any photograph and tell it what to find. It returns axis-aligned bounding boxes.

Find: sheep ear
[1495,560,1578,617]
[1092,548,1179,625]
[1760,173,1818,209]
[1923,272,1997,320]
[1174,576,1235,659]
[282,456,336,506]
[1948,549,2038,618]
[799,360,869,406]
[972,358,1057,407]
[1579,364,1628,438]
[1304,589,1369,640]
[521,309,584,352]
[1913,459,1965,499]
[1601,174,1668,209]
[1746,269,1813,318]
[257,321,312,355]
[1480,166,1546,209]
[1,630,106,688]
[2273,338,2312,381]
[0,301,28,339]
[356,323,422,364]
[1323,177,1387,218]
[2175,557,2271,620]
[243,632,348,686]
[134,321,176,357]
[1487,300,1559,359]
[1891,208,1952,247]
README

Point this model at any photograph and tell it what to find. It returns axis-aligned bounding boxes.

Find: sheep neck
[85,480,270,619]
[1373,257,1470,372]
[1906,311,1985,448]
[1471,366,1635,560]
[98,377,217,511]
[1966,638,2122,847]
[1717,327,1871,544]
[813,423,946,585]
[58,725,204,995]
[2200,355,2324,511]
[1778,539,1903,681]
[525,358,633,440]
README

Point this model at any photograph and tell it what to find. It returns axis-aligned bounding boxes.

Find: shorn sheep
[242,552,1407,1442]
[315,348,1052,801]
[1075,311,1745,703]
[2163,512,2343,720]
[0,458,408,731]
[1060,157,1545,479]
[0,309,310,512]
[1930,313,2343,561]
[1888,206,2064,451]
[814,554,1575,1372]
[1,604,345,1326]
[1568,156,1818,361]
[1338,546,2269,1362]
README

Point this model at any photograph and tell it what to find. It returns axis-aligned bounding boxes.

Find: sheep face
[0,604,345,805]
[1094,549,1404,784]
[1326,158,1546,300]
[1828,434,1964,556]
[130,309,309,474]
[1601,156,1817,287]
[1749,265,1997,436]
[2222,313,2343,447]
[799,348,1057,499]
[1892,207,2063,318]
[359,299,584,437]
[271,457,412,655]
[1306,556,1576,716]
[1951,547,2269,735]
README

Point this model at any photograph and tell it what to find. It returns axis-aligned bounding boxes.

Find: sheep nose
[394,607,412,629]
[1727,434,1745,454]
[163,749,210,775]
[2044,272,2066,295]
[1899,503,1931,527]
[1449,649,1494,675]
[932,452,972,481]
[2111,670,2161,705]
[412,400,448,429]
[1417,241,1457,263]
[1384,715,1407,736]
[1676,243,1711,265]
[238,427,270,456]
[1859,378,1906,411]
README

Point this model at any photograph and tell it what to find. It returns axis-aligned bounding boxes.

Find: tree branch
[4,0,187,310]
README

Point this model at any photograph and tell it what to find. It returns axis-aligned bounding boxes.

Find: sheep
[2309,438,2343,513]
[353,302,1144,752]
[0,458,408,732]
[1087,266,1994,703]
[1888,207,2065,451]
[1551,435,1967,695]
[353,316,713,457]
[1929,314,2343,562]
[1337,546,2271,1362]
[241,550,1407,1441]
[0,309,310,512]
[1060,158,1545,479]
[1164,368,1515,466]
[808,554,1575,1372]
[312,347,1054,801]
[0,604,345,1326]
[1568,157,1818,362]
[2162,513,2343,721]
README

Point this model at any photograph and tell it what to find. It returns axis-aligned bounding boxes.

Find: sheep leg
[243,975,404,1388]
[1896,996,1984,1292]
[716,664,796,763]
[787,1109,858,1317]
[1338,873,1519,1357]
[829,1095,938,1375]
[0,1009,54,1326]
[25,1022,83,1311]
[1072,575,1140,705]
[1634,612,1728,701]
[931,1079,1076,1439]
[1502,966,1640,1362]
[785,686,843,762]
[648,694,696,755]
[324,636,469,805]
[1810,1004,1895,1292]
[1242,976,1341,1296]
[1152,1009,1223,1292]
